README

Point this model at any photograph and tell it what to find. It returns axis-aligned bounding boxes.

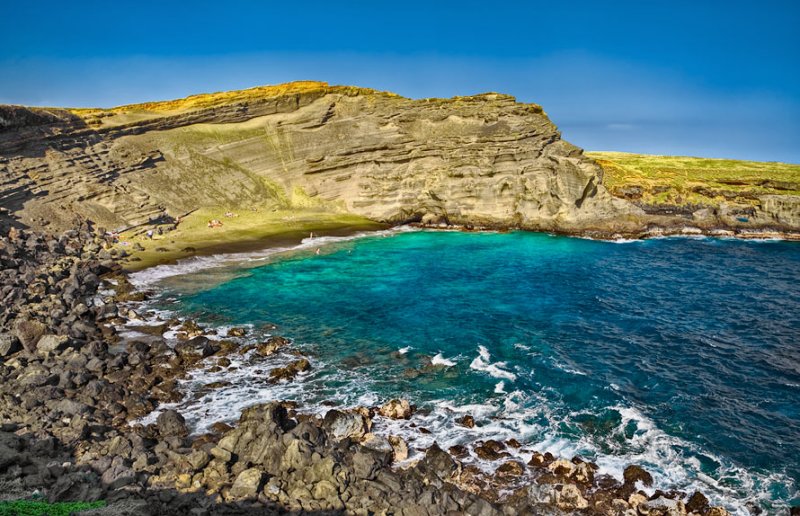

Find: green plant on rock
[0,499,105,516]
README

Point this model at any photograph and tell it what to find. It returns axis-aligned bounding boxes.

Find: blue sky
[2,1,799,162]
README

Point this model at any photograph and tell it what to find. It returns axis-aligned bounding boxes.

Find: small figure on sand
[207,219,223,228]
[146,229,154,239]
[224,211,237,218]
[315,248,321,255]
[309,232,314,239]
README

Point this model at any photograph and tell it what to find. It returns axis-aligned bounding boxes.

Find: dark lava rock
[174,336,218,363]
[495,460,526,479]
[0,333,21,356]
[448,444,470,459]
[157,409,188,438]
[686,491,710,514]
[474,439,509,461]
[14,319,47,352]
[456,414,475,428]
[268,358,311,383]
[256,335,290,356]
[226,327,247,337]
[418,443,459,481]
[623,464,654,487]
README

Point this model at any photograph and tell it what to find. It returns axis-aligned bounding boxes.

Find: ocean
[130,229,800,514]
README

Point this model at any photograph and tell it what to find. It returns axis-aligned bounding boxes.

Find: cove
[143,230,800,512]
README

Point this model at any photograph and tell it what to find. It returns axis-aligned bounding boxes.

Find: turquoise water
[140,230,800,512]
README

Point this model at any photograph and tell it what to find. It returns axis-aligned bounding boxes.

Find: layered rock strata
[0,81,637,235]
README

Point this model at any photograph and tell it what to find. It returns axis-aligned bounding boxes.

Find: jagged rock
[0,333,21,356]
[174,336,218,363]
[639,496,686,516]
[378,398,413,419]
[556,484,589,511]
[388,435,409,462]
[456,414,475,428]
[13,319,46,352]
[474,440,509,461]
[268,358,311,383]
[418,443,459,481]
[623,464,653,487]
[226,327,247,337]
[322,409,368,441]
[495,460,525,479]
[228,467,264,500]
[36,334,70,353]
[255,335,290,356]
[685,491,709,514]
[157,410,188,437]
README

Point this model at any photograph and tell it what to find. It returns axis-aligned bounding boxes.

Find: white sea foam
[398,346,412,355]
[494,381,506,393]
[431,353,457,367]
[470,345,517,381]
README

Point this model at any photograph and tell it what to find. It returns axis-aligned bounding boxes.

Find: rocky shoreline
[0,225,768,515]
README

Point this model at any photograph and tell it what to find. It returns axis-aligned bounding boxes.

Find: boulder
[556,484,589,511]
[226,327,247,337]
[37,334,70,353]
[473,440,509,461]
[322,409,368,441]
[174,336,218,363]
[639,496,686,516]
[157,409,188,437]
[456,414,475,428]
[495,460,525,479]
[228,467,264,500]
[0,333,21,356]
[378,398,413,419]
[685,491,709,514]
[13,319,46,352]
[623,464,653,487]
[256,335,290,356]
[418,443,459,481]
[388,435,409,462]
[268,358,311,383]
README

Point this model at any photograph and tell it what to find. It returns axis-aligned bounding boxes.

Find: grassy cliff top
[68,81,398,124]
[589,151,800,207]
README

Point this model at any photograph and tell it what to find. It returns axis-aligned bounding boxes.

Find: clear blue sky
[2,0,799,162]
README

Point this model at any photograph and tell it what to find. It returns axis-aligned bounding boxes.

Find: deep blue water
[141,231,800,512]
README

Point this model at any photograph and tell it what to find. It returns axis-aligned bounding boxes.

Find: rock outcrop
[0,81,637,235]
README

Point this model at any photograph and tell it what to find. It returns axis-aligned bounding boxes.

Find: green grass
[588,151,800,207]
[0,500,105,516]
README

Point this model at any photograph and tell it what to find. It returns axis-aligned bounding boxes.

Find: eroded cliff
[0,81,638,235]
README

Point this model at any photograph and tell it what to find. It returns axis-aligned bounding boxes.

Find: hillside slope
[590,152,800,230]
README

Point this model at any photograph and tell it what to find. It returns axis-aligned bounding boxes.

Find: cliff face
[0,81,637,234]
